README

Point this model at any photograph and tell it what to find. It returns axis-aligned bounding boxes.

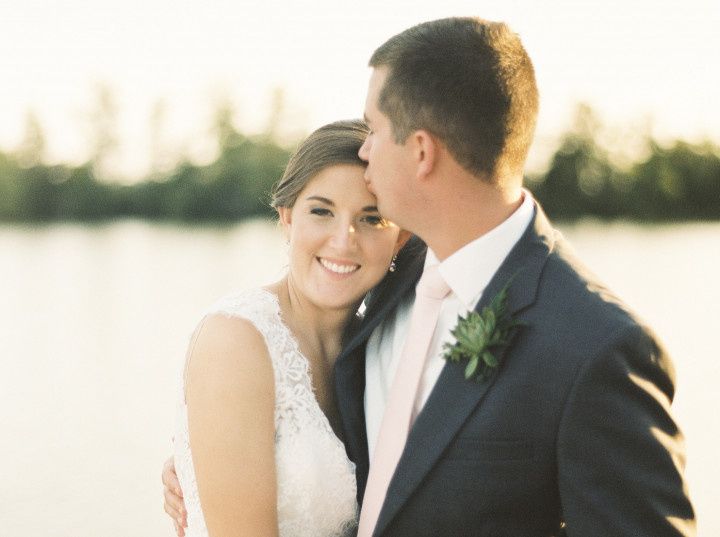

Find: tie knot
[416,265,450,300]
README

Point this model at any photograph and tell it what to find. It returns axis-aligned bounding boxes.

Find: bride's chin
[311,288,365,312]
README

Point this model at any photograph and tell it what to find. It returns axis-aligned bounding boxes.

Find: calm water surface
[0,219,717,536]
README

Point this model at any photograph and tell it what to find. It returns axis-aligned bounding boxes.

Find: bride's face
[278,163,407,311]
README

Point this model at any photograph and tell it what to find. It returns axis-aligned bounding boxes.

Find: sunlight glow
[1,0,718,178]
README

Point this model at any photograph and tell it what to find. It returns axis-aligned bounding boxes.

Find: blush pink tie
[357,265,450,537]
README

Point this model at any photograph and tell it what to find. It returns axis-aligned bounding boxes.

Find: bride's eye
[310,207,332,217]
[361,214,389,228]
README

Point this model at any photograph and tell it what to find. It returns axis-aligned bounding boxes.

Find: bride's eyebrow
[305,196,378,213]
[306,195,334,205]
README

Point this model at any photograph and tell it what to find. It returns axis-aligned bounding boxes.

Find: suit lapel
[346,236,428,356]
[333,237,427,495]
[374,206,557,535]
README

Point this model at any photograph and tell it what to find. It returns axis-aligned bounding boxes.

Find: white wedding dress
[174,288,358,537]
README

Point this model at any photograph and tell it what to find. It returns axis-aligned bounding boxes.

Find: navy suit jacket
[333,204,696,536]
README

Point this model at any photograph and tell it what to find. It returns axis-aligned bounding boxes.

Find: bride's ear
[277,206,292,239]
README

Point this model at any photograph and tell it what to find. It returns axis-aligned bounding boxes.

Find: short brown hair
[369,17,538,180]
[271,119,369,209]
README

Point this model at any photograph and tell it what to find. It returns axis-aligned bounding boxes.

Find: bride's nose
[328,220,357,250]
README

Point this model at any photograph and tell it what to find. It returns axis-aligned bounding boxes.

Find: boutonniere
[443,275,524,382]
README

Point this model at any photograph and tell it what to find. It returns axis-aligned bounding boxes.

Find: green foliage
[443,277,524,382]
[0,135,292,223]
[528,105,720,222]
[0,103,718,223]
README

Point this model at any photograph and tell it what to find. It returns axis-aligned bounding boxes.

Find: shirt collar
[425,189,535,308]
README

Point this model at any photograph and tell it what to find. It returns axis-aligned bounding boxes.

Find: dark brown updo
[270,119,369,209]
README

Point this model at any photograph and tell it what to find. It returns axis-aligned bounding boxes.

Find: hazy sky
[2,0,719,178]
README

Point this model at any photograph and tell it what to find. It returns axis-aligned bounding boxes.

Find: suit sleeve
[557,323,696,536]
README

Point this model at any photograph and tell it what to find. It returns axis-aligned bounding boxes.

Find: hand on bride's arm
[185,314,279,537]
[162,456,186,536]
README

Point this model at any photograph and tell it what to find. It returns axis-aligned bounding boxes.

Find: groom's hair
[369,17,538,182]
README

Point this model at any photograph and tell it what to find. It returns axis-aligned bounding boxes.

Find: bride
[170,120,409,537]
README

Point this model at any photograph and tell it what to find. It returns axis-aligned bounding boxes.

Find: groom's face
[359,67,415,229]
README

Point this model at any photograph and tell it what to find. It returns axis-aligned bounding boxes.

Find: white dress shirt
[364,191,535,460]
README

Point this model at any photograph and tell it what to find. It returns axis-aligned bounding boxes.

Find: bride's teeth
[320,258,358,274]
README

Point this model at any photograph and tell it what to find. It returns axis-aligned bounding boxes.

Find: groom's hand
[162,456,187,536]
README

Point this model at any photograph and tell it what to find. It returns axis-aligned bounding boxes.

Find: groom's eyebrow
[305,196,378,212]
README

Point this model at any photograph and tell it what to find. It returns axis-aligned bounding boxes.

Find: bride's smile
[278,163,406,312]
[317,257,360,276]
[171,121,413,537]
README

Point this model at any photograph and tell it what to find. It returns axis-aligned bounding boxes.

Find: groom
[164,17,695,536]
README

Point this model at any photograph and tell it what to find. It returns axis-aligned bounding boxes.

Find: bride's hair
[270,119,369,209]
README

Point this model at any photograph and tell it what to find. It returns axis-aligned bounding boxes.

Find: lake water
[0,219,717,536]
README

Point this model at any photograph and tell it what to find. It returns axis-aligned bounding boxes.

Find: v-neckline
[257,288,350,449]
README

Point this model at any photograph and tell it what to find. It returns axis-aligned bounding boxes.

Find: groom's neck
[415,178,523,261]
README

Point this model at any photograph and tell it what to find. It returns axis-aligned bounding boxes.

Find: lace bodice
[174,288,358,537]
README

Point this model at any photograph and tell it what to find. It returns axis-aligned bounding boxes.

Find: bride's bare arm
[185,314,278,537]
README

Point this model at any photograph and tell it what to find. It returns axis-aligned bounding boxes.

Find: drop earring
[388,254,397,273]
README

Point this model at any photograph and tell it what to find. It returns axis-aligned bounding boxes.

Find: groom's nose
[358,137,370,162]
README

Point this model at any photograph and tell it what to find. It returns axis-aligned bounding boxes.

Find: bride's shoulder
[190,311,269,361]
[183,311,275,420]
[184,295,275,380]
[205,287,280,323]
[189,288,283,354]
[179,288,280,399]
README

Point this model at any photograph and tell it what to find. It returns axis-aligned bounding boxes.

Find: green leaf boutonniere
[443,275,524,382]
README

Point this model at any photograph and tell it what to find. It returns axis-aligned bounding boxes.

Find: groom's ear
[411,129,437,180]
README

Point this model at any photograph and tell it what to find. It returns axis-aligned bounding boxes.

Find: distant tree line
[528,105,720,221]
[0,138,290,222]
[0,103,718,223]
